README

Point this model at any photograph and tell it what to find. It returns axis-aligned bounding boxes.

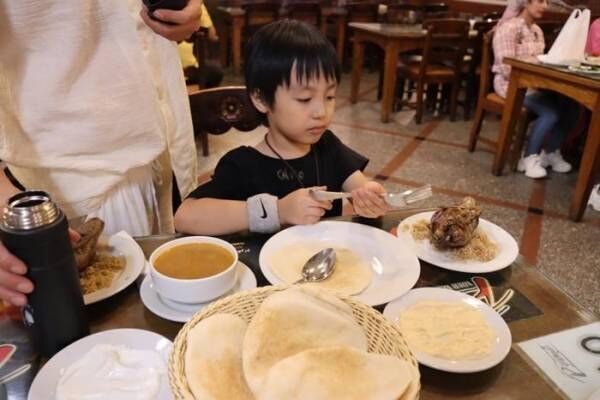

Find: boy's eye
[326,95,336,101]
[296,98,311,103]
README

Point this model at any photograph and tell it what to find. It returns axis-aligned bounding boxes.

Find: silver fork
[310,184,433,208]
[383,184,433,207]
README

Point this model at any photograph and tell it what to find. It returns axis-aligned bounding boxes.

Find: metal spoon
[293,248,337,285]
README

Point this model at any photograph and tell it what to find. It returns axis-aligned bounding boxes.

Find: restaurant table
[218,5,347,74]
[1,211,598,399]
[349,23,428,123]
[495,58,600,222]
[349,23,477,123]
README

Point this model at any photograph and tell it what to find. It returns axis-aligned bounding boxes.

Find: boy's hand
[141,0,203,42]
[278,187,332,226]
[351,181,389,218]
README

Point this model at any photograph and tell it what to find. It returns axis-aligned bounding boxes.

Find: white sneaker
[588,184,600,212]
[540,150,572,173]
[517,154,547,179]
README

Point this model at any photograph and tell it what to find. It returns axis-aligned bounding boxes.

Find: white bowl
[149,236,238,304]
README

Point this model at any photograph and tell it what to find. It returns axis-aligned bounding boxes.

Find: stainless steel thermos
[0,191,89,357]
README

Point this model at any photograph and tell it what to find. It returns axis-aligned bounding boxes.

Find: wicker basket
[169,286,420,400]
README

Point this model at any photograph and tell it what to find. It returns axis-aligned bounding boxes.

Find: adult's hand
[0,242,31,306]
[0,229,80,307]
[140,0,203,42]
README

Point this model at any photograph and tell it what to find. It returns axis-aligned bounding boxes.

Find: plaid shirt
[492,18,545,98]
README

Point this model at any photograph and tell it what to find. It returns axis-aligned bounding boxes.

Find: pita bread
[185,313,254,400]
[258,346,414,400]
[242,287,368,395]
[269,243,372,296]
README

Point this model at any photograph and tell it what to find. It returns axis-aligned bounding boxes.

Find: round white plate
[83,232,145,305]
[140,262,257,323]
[28,329,173,400]
[383,287,512,373]
[397,212,518,273]
[259,221,421,306]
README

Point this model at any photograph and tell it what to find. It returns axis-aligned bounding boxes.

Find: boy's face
[525,0,547,19]
[257,64,337,146]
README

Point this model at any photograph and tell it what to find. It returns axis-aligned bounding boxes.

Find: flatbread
[268,243,373,296]
[258,346,414,400]
[242,287,368,395]
[185,313,253,400]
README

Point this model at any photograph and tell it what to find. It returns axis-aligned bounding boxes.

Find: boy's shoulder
[218,145,265,167]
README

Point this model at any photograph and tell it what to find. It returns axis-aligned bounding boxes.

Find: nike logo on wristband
[259,199,268,219]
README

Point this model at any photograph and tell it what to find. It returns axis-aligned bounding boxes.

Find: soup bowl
[149,236,238,304]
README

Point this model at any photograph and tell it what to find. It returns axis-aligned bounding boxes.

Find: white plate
[259,221,420,306]
[140,262,257,323]
[83,231,145,305]
[397,212,518,273]
[383,287,512,373]
[28,329,173,400]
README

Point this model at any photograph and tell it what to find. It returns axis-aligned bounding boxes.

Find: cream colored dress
[0,0,198,236]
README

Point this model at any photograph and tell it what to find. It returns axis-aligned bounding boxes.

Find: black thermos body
[0,191,89,357]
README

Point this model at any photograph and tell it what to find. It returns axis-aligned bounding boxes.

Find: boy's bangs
[290,52,339,87]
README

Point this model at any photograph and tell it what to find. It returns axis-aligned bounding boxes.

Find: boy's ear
[249,90,269,114]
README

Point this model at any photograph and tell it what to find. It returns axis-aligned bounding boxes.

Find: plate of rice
[397,212,518,273]
[80,231,145,305]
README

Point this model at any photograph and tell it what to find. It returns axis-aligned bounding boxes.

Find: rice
[79,253,126,295]
[408,220,497,262]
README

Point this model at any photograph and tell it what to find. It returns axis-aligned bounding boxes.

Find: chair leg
[449,81,460,122]
[467,106,485,152]
[201,131,209,156]
[415,81,425,124]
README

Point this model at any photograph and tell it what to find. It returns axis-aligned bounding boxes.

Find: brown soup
[154,243,235,280]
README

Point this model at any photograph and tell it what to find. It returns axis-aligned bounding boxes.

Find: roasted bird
[72,218,105,271]
[430,197,481,248]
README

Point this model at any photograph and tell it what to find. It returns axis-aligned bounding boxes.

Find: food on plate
[79,253,126,295]
[73,218,126,295]
[401,198,498,262]
[183,287,418,400]
[258,346,414,400]
[154,242,235,280]
[56,344,166,400]
[398,300,496,360]
[185,314,253,399]
[430,197,481,248]
[73,218,105,271]
[242,287,368,395]
[268,243,372,296]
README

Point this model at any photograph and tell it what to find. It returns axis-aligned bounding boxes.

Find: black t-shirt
[188,131,368,217]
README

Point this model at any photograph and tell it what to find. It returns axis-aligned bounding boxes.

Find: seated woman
[492,0,579,179]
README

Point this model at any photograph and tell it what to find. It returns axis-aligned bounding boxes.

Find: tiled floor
[195,71,600,317]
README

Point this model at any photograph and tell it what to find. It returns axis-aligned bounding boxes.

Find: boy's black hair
[244,19,341,115]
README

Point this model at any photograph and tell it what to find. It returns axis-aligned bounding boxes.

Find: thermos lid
[1,191,60,231]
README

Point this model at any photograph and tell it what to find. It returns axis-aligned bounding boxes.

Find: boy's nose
[312,101,326,118]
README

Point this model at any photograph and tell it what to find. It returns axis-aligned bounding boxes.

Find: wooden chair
[395,18,471,124]
[189,86,262,156]
[462,19,497,118]
[468,32,530,170]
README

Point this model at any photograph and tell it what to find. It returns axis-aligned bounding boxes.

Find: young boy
[174,20,389,235]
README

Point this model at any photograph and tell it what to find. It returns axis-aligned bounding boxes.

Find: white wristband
[247,193,281,233]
